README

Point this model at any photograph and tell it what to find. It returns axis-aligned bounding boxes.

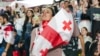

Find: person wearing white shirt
[14,13,24,36]
[80,27,92,56]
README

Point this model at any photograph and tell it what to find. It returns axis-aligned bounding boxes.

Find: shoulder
[31,28,38,33]
[31,28,38,37]
[87,36,92,40]
[4,23,14,31]
[86,36,92,42]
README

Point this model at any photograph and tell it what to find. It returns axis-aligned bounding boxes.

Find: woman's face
[0,16,4,24]
[81,28,88,36]
[34,7,39,12]
[92,0,99,6]
[60,1,66,9]
[41,8,53,21]
[80,0,84,5]
[27,10,33,17]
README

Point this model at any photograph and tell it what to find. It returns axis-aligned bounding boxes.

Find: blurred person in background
[80,27,92,56]
[79,9,91,33]
[87,0,100,40]
[59,1,66,10]
[20,5,26,18]
[19,9,34,56]
[90,29,100,56]
[12,29,20,56]
[0,14,5,56]
[33,6,40,17]
[0,13,14,56]
[4,6,13,23]
[14,13,24,37]
[14,3,20,13]
[0,9,5,14]
[33,6,40,27]
[72,0,82,24]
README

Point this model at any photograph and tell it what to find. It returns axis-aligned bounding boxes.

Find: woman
[80,27,92,56]
[19,9,34,56]
[30,7,65,56]
[33,7,40,27]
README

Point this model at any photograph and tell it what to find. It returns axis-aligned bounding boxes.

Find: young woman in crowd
[33,6,40,17]
[80,27,92,56]
[29,7,67,56]
[33,7,40,27]
[19,9,34,56]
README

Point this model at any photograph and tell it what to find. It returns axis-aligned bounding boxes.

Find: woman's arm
[29,28,37,53]
[78,35,85,56]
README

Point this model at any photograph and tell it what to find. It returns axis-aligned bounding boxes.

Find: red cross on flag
[3,23,14,44]
[32,8,74,56]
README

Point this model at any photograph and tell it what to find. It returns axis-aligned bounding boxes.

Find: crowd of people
[0,0,100,56]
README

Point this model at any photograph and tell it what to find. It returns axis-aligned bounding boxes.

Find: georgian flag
[32,8,74,56]
[3,23,14,44]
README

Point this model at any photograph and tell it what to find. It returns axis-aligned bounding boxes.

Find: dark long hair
[21,9,34,40]
[48,7,55,16]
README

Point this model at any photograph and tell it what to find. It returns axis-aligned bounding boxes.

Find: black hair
[15,3,18,8]
[82,27,88,32]
[82,27,91,36]
[0,13,9,21]
[81,13,91,21]
[48,7,55,16]
[53,6,58,15]
[24,9,34,26]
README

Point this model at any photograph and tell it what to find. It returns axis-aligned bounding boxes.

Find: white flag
[3,23,14,44]
[32,8,74,56]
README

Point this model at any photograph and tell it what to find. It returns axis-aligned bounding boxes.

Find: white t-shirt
[14,18,25,31]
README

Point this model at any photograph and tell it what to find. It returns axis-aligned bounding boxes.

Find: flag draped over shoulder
[32,8,74,56]
[3,23,14,44]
